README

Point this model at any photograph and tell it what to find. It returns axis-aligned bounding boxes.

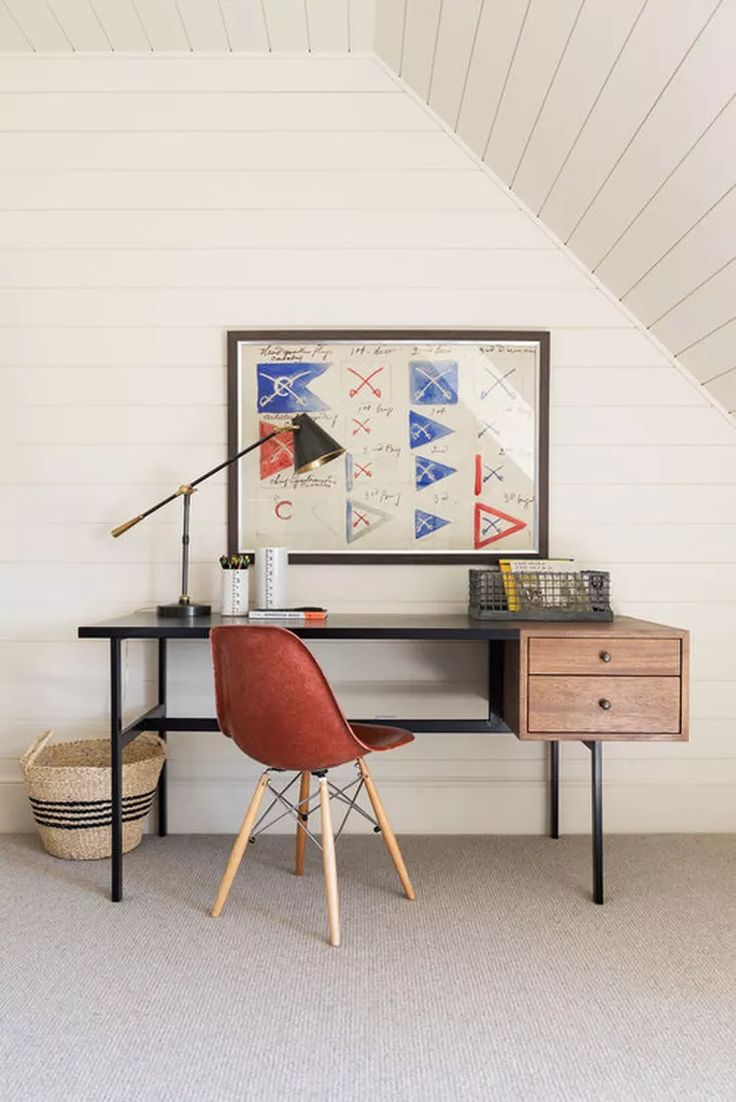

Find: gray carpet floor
[1,833,735,1102]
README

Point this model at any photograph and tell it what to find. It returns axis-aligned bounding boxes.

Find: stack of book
[247,607,327,622]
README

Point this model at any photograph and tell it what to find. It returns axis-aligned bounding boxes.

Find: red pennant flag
[474,502,526,548]
[259,421,294,480]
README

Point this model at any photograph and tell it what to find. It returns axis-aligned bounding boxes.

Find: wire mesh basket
[469,568,612,621]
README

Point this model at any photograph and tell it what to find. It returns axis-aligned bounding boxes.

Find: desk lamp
[111,413,344,618]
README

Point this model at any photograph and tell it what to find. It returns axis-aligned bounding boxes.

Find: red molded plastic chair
[209,625,416,946]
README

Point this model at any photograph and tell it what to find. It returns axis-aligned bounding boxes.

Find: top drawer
[528,637,681,676]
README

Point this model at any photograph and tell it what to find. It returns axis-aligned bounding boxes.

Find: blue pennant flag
[409,410,454,449]
[257,361,329,413]
[415,509,450,540]
[409,360,458,405]
[415,455,457,490]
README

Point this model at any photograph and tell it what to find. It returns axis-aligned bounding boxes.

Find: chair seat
[350,723,414,753]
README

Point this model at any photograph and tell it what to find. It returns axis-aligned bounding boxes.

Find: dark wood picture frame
[227,328,550,564]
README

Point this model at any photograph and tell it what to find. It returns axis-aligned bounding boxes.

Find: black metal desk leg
[549,740,560,839]
[584,740,604,905]
[157,638,167,837]
[110,638,123,902]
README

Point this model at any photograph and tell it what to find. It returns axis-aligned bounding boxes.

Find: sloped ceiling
[374,0,736,414]
[0,0,375,52]
[1,0,733,412]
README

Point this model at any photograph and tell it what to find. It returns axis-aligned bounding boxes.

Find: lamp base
[157,600,212,618]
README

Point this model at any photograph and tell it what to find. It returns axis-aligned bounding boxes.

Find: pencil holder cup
[220,569,249,616]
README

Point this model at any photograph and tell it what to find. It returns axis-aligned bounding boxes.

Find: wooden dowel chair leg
[211,772,269,918]
[358,757,415,901]
[319,777,341,948]
[295,771,310,876]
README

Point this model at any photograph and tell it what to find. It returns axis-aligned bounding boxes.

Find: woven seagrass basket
[20,731,166,860]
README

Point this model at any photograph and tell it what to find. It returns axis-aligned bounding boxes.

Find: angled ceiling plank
[92,0,152,50]
[45,0,113,50]
[680,319,736,382]
[400,0,442,99]
[598,101,736,295]
[704,367,736,412]
[0,2,33,48]
[131,0,191,50]
[455,0,529,157]
[570,0,736,268]
[427,0,482,123]
[540,0,721,241]
[262,0,309,51]
[306,0,349,51]
[625,185,736,324]
[4,0,72,49]
[513,0,645,213]
[650,257,735,329]
[374,0,406,73]
[175,0,230,50]
[219,0,270,50]
[483,0,583,184]
[652,261,736,355]
[348,0,375,52]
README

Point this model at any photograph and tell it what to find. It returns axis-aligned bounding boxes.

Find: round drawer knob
[599,650,612,663]
[598,698,612,711]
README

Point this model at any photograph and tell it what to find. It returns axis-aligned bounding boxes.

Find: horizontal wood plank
[0,208,552,249]
[0,247,584,289]
[0,91,435,131]
[0,129,474,170]
[0,169,515,211]
[0,287,627,327]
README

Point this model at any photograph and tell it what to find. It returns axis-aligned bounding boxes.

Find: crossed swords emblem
[411,421,433,444]
[348,366,384,398]
[415,512,439,537]
[258,369,313,409]
[413,363,456,402]
[416,457,445,484]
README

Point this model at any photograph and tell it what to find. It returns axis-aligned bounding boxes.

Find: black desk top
[78,610,522,641]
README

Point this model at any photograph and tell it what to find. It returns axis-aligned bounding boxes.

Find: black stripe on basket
[29,799,155,820]
[32,798,155,822]
[32,808,153,830]
[29,787,157,810]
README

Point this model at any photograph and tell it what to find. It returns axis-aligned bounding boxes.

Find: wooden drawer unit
[527,675,681,735]
[506,617,690,742]
[528,637,681,676]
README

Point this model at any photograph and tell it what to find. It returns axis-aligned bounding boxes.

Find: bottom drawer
[528,676,681,735]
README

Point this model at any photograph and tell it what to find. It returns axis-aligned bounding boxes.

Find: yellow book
[500,559,577,613]
[499,560,520,611]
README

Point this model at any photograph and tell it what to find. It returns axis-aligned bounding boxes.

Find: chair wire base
[248,762,380,853]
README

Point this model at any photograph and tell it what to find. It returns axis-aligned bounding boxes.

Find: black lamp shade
[291,413,345,474]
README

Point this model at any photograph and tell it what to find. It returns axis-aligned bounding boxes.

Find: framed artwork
[227,329,549,563]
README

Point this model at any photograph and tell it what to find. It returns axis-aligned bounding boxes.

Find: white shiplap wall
[1,54,735,835]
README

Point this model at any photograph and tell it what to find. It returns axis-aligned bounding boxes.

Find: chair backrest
[210,625,364,771]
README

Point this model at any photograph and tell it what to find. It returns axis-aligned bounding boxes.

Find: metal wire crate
[469,568,612,621]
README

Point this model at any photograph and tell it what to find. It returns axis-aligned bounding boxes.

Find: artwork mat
[227,330,550,564]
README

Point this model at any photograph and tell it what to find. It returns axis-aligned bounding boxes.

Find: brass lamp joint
[177,484,196,496]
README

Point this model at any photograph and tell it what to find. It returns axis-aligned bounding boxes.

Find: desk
[78,612,689,905]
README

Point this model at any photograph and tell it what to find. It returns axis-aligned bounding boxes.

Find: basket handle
[20,730,54,773]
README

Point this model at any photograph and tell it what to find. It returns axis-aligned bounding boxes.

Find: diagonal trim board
[370,51,736,432]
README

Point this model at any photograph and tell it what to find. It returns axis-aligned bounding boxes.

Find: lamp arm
[110,427,291,538]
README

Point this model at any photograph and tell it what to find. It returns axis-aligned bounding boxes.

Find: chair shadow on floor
[141,838,344,943]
